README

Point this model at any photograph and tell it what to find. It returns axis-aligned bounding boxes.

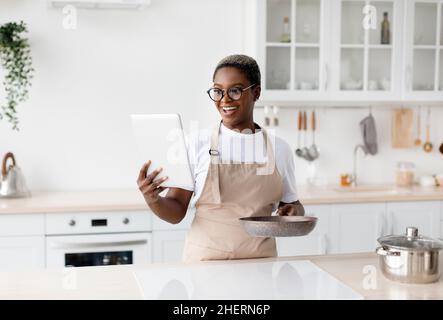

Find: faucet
[351,144,368,187]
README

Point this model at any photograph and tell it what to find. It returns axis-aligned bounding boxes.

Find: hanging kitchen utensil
[423,106,433,153]
[239,215,317,237]
[360,109,378,155]
[273,106,279,126]
[295,110,303,157]
[414,106,422,147]
[392,108,414,148]
[0,152,31,198]
[308,109,319,160]
[376,227,443,283]
[301,110,312,161]
[264,106,270,127]
[439,142,443,155]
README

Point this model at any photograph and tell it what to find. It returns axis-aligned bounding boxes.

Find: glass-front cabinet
[251,0,443,103]
[257,0,330,101]
[404,0,443,100]
[330,0,402,101]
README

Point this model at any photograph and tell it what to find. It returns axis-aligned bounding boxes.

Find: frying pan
[239,216,318,237]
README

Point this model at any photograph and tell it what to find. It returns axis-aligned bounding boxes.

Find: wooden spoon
[414,106,421,146]
[423,107,433,153]
[295,111,303,157]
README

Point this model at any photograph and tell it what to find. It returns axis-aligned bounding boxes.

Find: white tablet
[131,113,194,191]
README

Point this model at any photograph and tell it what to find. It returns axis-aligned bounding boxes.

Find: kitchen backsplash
[253,106,443,187]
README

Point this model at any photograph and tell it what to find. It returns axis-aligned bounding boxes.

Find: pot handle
[376,246,401,256]
[2,152,16,177]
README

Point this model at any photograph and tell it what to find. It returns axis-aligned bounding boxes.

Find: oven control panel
[45,211,152,235]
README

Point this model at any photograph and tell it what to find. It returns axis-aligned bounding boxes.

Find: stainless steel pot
[376,227,443,284]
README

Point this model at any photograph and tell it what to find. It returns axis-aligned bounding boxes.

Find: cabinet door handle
[323,64,329,91]
[318,234,328,254]
[406,65,412,91]
[50,239,148,249]
[377,212,384,238]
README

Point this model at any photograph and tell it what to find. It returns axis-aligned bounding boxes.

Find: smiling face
[212,67,260,131]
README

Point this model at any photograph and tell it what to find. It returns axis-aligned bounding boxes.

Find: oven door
[46,232,152,268]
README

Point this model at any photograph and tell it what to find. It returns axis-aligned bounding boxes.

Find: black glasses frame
[206,83,256,102]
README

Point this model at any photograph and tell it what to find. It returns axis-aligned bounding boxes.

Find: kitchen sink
[333,185,398,194]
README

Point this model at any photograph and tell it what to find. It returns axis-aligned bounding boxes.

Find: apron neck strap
[209,121,275,164]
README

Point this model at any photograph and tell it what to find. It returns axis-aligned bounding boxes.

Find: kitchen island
[1,252,442,300]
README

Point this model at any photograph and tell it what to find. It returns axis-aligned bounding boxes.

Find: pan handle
[376,246,400,256]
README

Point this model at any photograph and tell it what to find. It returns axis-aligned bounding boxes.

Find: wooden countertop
[1,253,442,299]
[1,185,443,214]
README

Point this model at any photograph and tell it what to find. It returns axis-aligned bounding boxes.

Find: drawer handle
[49,239,148,249]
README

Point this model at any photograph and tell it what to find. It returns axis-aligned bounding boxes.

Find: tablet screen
[131,114,194,191]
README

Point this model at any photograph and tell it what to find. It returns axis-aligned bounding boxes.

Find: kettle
[0,152,31,198]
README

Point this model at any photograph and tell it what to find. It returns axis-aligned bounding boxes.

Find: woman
[137,54,304,262]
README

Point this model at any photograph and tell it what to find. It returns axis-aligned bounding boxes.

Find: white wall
[1,0,442,192]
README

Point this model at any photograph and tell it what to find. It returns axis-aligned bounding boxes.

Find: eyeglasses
[206,84,256,102]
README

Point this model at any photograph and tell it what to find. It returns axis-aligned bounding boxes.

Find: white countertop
[2,253,443,299]
[1,185,443,214]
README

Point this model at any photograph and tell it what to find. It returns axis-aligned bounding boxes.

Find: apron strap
[260,128,276,175]
[209,122,222,205]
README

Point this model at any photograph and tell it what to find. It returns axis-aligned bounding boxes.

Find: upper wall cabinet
[403,0,443,101]
[248,0,443,104]
[256,0,330,102]
[330,0,403,101]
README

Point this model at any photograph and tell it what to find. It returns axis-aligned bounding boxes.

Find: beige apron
[183,122,283,262]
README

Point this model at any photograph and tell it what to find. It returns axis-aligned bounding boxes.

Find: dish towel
[360,114,378,155]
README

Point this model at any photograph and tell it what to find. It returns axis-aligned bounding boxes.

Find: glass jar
[396,162,415,187]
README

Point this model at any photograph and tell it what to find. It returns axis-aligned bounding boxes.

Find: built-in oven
[45,211,152,268]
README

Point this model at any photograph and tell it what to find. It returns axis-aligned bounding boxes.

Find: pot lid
[377,227,443,251]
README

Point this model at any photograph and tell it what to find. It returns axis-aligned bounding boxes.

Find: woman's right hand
[137,160,168,205]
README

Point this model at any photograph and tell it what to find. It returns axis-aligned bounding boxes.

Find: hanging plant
[0,21,34,130]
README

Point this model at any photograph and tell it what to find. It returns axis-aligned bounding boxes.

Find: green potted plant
[0,21,34,130]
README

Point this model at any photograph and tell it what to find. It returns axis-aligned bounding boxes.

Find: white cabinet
[330,0,403,101]
[152,230,188,263]
[386,201,441,238]
[441,201,443,237]
[253,0,443,103]
[0,236,45,270]
[329,203,385,253]
[151,210,194,263]
[0,214,46,270]
[256,0,331,102]
[277,200,441,257]
[277,204,331,256]
[253,0,405,103]
[403,0,443,100]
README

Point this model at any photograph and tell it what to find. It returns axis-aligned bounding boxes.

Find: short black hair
[213,54,261,86]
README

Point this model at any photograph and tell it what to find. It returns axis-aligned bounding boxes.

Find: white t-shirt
[185,123,298,208]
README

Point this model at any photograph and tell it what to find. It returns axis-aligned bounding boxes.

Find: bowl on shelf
[342,80,362,90]
[300,82,314,90]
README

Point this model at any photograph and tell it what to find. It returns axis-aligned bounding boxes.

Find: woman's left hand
[277,201,305,216]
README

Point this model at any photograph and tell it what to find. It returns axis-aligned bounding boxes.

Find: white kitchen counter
[1,253,442,300]
[1,185,443,214]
